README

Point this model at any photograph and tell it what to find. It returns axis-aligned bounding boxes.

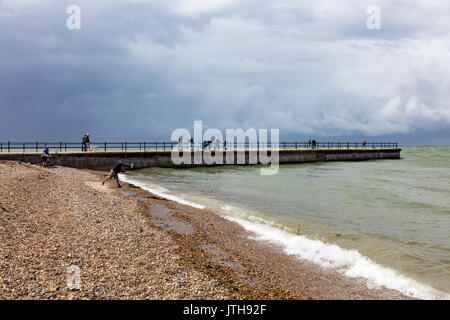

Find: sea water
[120,147,450,299]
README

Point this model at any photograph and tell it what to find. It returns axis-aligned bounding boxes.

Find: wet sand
[0,161,411,299]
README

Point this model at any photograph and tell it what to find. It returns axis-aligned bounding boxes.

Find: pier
[0,141,401,170]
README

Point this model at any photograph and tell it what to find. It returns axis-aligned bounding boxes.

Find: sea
[119,146,450,300]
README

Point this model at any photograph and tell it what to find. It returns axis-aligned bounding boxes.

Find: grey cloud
[0,0,449,144]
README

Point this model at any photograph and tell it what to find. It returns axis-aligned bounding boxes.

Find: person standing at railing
[362,138,367,148]
[208,140,213,151]
[82,134,87,151]
[82,133,91,152]
[311,139,317,150]
[41,146,51,166]
[101,159,134,188]
[214,138,220,150]
[202,140,211,150]
[86,133,91,151]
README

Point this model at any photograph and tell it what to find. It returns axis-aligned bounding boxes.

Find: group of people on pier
[177,138,226,151]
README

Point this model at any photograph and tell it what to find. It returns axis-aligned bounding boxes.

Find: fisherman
[101,159,134,188]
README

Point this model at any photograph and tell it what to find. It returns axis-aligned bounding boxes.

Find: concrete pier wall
[0,148,401,171]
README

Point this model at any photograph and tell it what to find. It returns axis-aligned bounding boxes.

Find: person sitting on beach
[101,160,134,188]
[41,146,51,166]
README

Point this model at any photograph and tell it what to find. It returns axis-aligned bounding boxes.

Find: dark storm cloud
[0,0,449,144]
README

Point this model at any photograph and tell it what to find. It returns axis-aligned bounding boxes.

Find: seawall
[0,148,401,170]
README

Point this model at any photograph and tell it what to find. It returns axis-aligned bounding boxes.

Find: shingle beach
[0,161,410,300]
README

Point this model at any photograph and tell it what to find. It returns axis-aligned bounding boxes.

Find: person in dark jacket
[101,160,134,188]
[82,133,91,151]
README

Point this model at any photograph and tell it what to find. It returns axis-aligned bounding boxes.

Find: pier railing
[0,141,398,153]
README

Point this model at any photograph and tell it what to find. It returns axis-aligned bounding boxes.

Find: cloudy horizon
[1,0,449,145]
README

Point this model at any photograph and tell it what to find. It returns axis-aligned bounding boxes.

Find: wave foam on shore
[119,174,205,209]
[224,215,448,300]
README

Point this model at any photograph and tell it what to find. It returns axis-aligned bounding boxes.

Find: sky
[0,0,449,145]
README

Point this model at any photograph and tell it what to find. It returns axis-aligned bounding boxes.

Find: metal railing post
[8,141,10,153]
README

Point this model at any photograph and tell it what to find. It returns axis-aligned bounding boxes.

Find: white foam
[120,174,449,300]
[119,174,205,209]
[224,215,449,300]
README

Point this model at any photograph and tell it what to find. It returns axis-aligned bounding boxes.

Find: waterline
[119,171,449,300]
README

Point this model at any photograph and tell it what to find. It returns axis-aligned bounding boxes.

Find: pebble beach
[0,161,411,300]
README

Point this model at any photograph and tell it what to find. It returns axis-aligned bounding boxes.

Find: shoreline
[0,161,411,299]
[117,173,412,300]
